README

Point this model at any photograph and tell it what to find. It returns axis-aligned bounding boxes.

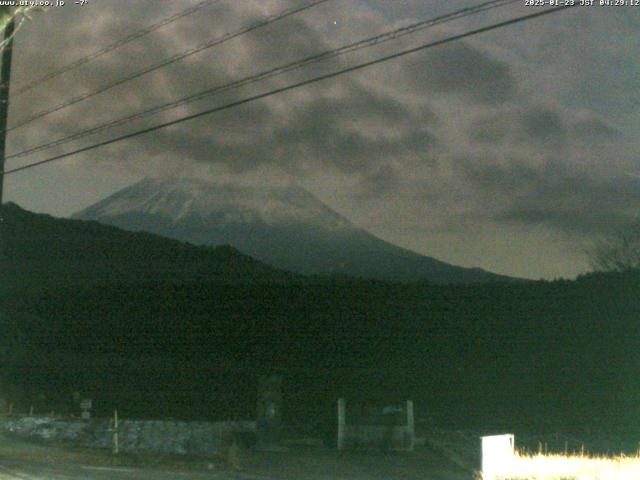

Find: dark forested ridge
[4,273,639,436]
[1,203,638,439]
[0,202,299,292]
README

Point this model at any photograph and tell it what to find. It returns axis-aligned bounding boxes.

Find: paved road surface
[0,459,247,479]
[0,433,473,479]
[0,454,473,480]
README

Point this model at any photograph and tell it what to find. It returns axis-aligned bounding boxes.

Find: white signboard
[482,434,515,480]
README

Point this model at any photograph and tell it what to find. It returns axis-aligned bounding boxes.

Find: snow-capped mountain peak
[76,176,352,229]
[74,176,512,284]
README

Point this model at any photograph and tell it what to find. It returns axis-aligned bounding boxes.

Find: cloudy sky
[3,0,639,279]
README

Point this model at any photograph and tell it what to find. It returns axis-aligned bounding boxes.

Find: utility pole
[0,17,14,413]
[0,17,15,208]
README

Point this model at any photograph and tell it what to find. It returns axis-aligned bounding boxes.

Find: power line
[5,0,220,96]
[8,0,518,161]
[5,0,331,134]
[2,5,576,177]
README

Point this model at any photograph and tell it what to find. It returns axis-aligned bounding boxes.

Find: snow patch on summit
[76,177,353,229]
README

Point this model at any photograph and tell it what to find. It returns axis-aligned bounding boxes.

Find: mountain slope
[0,202,298,293]
[74,177,514,284]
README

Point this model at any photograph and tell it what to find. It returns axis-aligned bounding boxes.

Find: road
[0,433,473,479]
[0,460,230,479]
[0,434,240,480]
[0,454,473,480]
[0,457,472,480]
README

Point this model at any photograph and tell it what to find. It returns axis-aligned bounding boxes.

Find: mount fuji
[74,177,512,284]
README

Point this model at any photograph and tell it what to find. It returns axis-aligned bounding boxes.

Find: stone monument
[256,375,286,451]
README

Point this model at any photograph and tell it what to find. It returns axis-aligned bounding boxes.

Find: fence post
[337,398,346,450]
[112,409,119,455]
[406,400,415,451]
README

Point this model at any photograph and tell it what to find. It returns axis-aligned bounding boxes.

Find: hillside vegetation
[0,203,638,440]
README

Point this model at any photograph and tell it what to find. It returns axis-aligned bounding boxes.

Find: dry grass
[486,450,640,480]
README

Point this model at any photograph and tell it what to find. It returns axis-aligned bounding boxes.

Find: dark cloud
[468,103,576,154]
[133,77,439,177]
[356,164,401,198]
[469,112,511,144]
[469,105,569,148]
[273,90,436,173]
[457,155,542,193]
[497,207,634,235]
[241,16,328,67]
[571,117,619,140]
[457,155,640,234]
[519,106,566,146]
[402,41,516,105]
